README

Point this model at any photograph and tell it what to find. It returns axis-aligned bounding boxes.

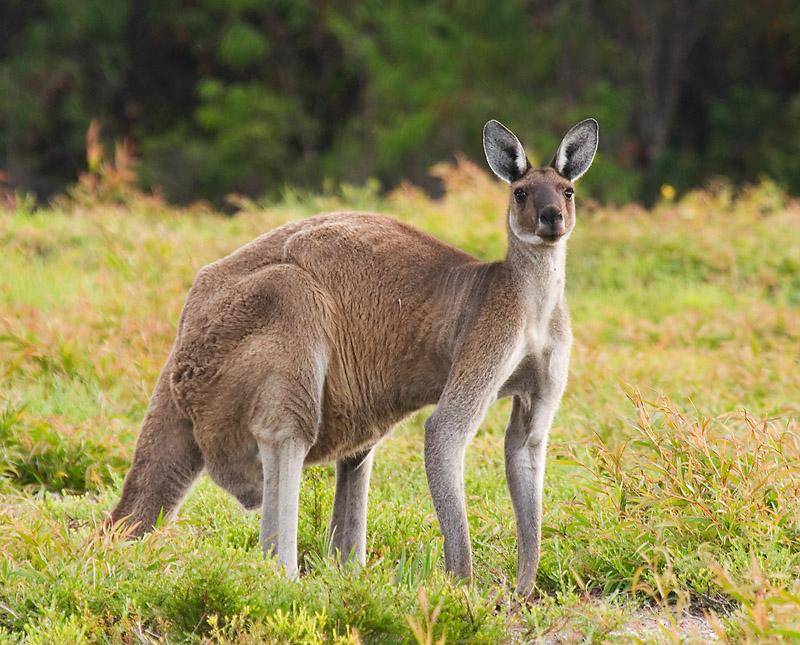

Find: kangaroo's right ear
[551,118,598,181]
[483,120,530,184]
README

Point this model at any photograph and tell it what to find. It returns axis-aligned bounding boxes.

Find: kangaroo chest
[497,307,568,400]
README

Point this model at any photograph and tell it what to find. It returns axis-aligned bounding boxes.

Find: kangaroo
[109,118,598,597]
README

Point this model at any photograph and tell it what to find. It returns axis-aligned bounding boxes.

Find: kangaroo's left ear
[551,118,598,181]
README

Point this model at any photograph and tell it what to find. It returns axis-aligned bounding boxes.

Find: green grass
[1,166,799,643]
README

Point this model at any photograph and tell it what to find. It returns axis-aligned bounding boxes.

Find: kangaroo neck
[504,233,567,322]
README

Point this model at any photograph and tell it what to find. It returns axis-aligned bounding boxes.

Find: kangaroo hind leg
[251,335,326,578]
[328,448,375,566]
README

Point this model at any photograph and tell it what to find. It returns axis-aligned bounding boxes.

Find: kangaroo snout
[537,205,565,239]
[538,205,563,226]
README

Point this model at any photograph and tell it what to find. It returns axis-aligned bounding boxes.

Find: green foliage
[0,399,122,494]
[141,81,312,201]
[218,21,270,69]
[3,1,800,204]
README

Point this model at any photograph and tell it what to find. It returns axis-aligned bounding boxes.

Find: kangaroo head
[483,118,598,245]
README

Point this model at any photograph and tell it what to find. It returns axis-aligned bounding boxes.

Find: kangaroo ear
[483,120,530,184]
[551,118,598,181]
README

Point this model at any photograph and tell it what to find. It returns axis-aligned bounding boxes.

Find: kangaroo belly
[303,346,449,463]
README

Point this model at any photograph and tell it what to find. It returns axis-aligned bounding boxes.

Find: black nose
[539,206,563,227]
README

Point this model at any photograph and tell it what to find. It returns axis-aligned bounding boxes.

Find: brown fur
[110,118,598,596]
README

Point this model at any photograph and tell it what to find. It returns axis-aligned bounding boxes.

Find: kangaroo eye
[564,188,574,200]
[514,189,527,203]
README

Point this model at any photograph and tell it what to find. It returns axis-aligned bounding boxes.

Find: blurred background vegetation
[1,0,799,206]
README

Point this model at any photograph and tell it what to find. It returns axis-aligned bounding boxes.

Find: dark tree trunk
[631,1,713,165]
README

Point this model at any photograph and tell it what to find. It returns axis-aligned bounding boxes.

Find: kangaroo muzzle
[536,205,566,240]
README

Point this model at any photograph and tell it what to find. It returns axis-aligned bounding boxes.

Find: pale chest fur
[497,309,571,400]
[497,243,572,400]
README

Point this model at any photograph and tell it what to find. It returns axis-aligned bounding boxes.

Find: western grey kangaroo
[110,118,598,597]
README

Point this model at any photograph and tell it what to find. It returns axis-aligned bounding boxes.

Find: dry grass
[0,164,798,642]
